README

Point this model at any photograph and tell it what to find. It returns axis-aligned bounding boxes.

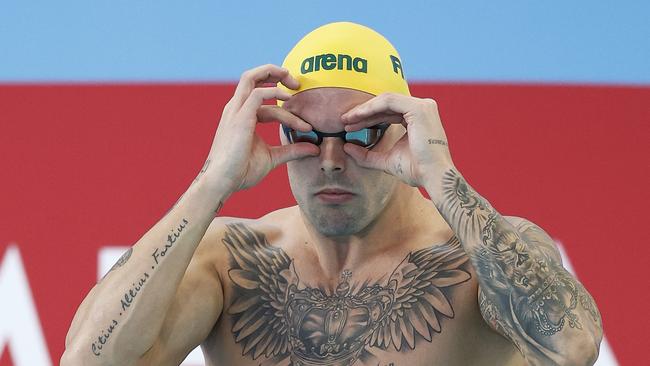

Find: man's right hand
[206,64,319,193]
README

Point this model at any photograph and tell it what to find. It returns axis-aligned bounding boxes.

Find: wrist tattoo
[427,138,448,146]
[194,159,211,184]
[164,159,212,218]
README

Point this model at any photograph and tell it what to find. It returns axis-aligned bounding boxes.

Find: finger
[343,143,389,172]
[234,65,286,102]
[343,112,404,132]
[341,93,415,123]
[269,142,320,168]
[232,65,299,107]
[278,70,300,90]
[256,72,299,90]
[240,87,292,118]
[257,106,312,131]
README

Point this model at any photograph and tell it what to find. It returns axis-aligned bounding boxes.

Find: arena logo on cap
[300,53,368,74]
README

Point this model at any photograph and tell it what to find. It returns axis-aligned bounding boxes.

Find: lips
[314,188,355,204]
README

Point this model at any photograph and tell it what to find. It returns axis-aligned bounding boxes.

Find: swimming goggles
[281,124,388,149]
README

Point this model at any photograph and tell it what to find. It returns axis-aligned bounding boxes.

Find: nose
[319,137,346,175]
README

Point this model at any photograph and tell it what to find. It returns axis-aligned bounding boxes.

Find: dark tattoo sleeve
[222,223,471,366]
[437,168,602,364]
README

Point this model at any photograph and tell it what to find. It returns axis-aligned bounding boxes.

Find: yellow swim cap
[280,22,410,100]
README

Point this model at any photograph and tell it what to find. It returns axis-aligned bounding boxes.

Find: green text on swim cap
[300,53,368,74]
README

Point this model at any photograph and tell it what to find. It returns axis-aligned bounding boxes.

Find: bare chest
[202,223,521,366]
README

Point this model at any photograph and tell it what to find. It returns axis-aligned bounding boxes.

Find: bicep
[476,215,564,307]
[476,216,601,363]
[139,229,225,366]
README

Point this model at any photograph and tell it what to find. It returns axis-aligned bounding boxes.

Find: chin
[316,221,362,237]
[306,204,373,237]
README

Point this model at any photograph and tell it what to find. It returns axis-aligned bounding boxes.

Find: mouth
[314,188,355,204]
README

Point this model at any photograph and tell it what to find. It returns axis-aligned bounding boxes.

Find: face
[281,88,405,237]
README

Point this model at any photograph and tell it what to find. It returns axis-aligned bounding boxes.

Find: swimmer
[61,22,603,366]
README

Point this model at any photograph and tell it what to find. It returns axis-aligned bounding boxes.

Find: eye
[345,127,386,148]
[345,129,372,146]
[290,130,319,144]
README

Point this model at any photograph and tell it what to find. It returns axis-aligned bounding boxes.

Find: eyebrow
[283,107,367,131]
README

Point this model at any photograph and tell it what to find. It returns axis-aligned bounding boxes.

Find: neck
[297,183,447,280]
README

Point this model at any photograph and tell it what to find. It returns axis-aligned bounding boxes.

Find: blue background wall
[1,0,648,84]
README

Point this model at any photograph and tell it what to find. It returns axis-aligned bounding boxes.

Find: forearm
[63,174,229,365]
[425,166,602,365]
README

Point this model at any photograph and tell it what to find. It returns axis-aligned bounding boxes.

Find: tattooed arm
[61,172,228,366]
[426,168,603,366]
[61,65,316,366]
[341,95,603,366]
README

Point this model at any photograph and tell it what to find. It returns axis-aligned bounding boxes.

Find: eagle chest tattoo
[223,224,472,366]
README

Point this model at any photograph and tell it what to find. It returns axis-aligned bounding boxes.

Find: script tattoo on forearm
[439,168,601,361]
[90,218,189,357]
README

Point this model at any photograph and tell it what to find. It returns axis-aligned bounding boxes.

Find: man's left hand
[341,93,454,187]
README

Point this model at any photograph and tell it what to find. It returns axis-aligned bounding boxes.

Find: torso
[198,206,526,366]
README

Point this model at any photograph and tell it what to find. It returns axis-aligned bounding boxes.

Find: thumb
[343,143,389,172]
[269,143,320,168]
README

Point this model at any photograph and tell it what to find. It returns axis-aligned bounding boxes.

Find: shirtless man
[61,22,603,366]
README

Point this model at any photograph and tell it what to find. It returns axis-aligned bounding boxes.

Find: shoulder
[503,215,563,264]
[209,205,297,236]
[195,205,298,258]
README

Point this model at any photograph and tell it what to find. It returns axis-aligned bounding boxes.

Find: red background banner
[0,83,648,365]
